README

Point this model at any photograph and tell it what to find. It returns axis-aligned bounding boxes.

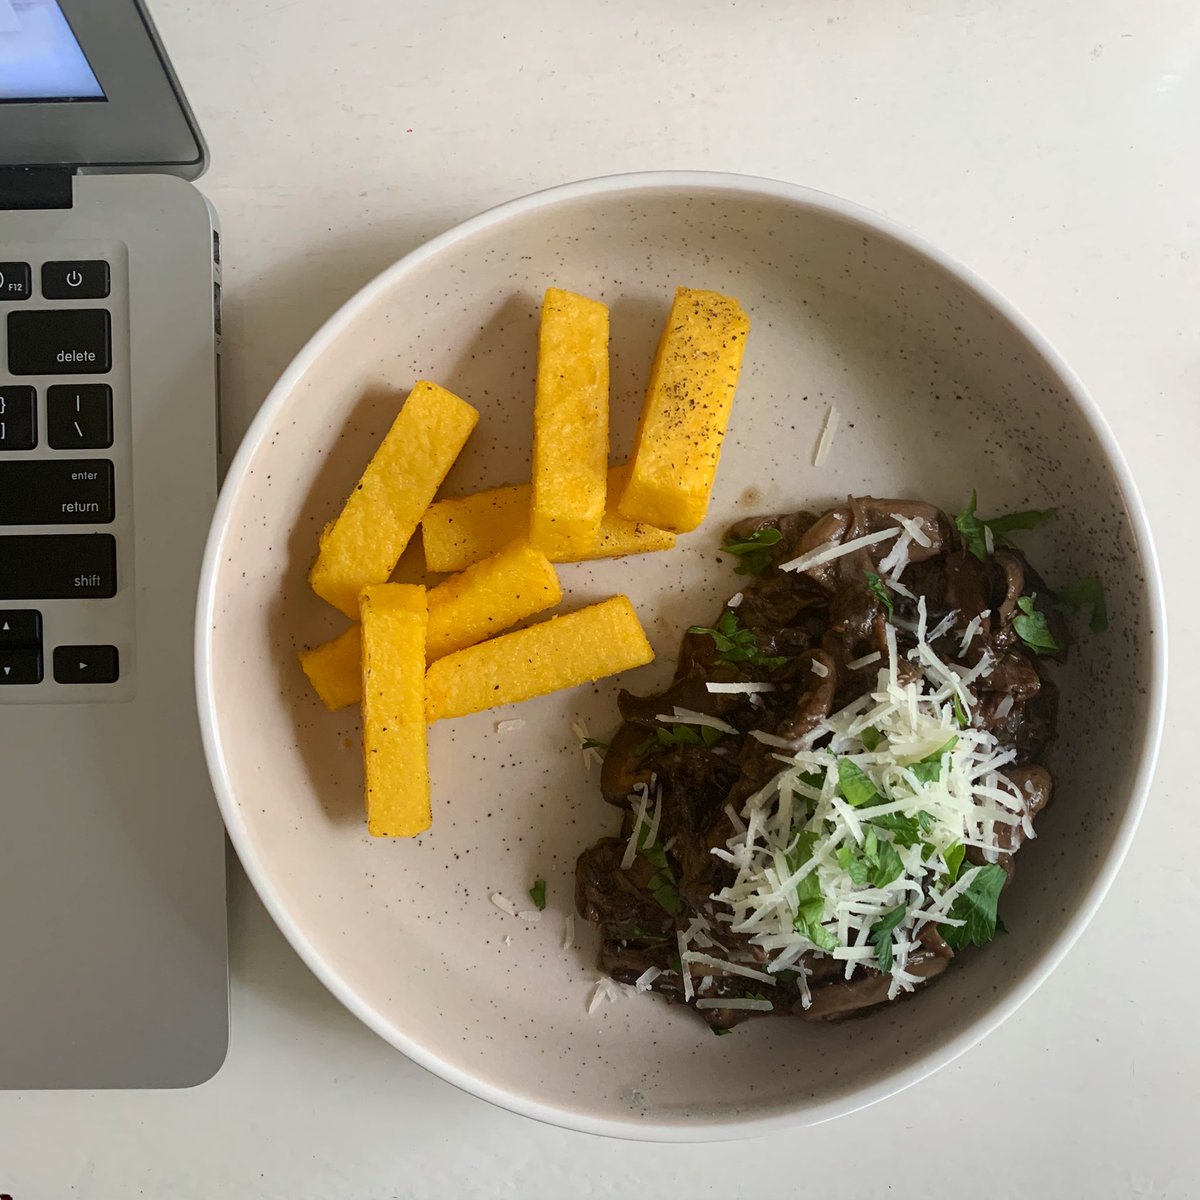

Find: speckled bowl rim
[196,171,1167,1141]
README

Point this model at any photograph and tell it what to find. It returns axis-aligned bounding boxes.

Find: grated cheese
[490,892,518,917]
[657,706,739,735]
[810,659,830,678]
[707,681,776,694]
[779,527,900,575]
[813,405,841,467]
[846,650,881,670]
[728,591,744,608]
[634,966,662,992]
[562,914,575,950]
[694,997,775,1011]
[517,909,542,923]
[496,718,525,733]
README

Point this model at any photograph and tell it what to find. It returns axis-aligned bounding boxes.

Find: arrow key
[0,648,42,684]
[54,644,118,684]
[0,609,41,647]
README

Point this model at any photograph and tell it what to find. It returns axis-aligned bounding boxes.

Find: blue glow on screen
[0,0,104,101]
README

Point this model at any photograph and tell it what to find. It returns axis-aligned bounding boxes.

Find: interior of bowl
[201,178,1158,1136]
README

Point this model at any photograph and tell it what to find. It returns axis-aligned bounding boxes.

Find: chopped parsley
[952,693,969,729]
[837,759,880,807]
[581,736,611,754]
[637,826,681,916]
[943,842,966,882]
[869,904,908,973]
[637,722,724,755]
[939,863,1007,950]
[867,808,934,848]
[860,726,883,752]
[528,879,547,910]
[1013,594,1063,655]
[1054,576,1108,634]
[908,736,958,784]
[955,490,1056,561]
[836,844,870,886]
[712,1025,733,1036]
[723,526,783,575]
[865,570,894,617]
[687,609,788,671]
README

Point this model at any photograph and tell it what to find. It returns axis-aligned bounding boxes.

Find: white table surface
[3,0,1197,1194]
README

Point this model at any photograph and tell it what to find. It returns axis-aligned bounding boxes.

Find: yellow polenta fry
[530,288,610,557]
[425,595,654,722]
[618,288,750,533]
[298,623,362,711]
[426,541,562,661]
[422,466,675,573]
[360,584,430,838]
[297,543,562,709]
[309,381,478,617]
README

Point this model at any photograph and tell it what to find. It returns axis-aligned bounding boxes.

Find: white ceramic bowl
[197,172,1166,1140]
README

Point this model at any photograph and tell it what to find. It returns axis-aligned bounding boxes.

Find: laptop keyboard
[0,243,134,701]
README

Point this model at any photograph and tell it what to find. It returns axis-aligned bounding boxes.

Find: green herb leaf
[869,904,908,973]
[1054,576,1108,634]
[580,737,610,753]
[638,828,682,917]
[837,759,880,808]
[939,863,1007,950]
[954,490,988,561]
[1013,594,1063,655]
[793,915,839,951]
[836,844,870,887]
[687,609,789,671]
[865,570,894,618]
[635,733,658,756]
[908,737,958,784]
[712,1025,733,1036]
[952,693,969,729]
[860,727,883,752]
[528,879,547,910]
[869,839,905,889]
[866,809,931,848]
[956,491,1056,560]
[943,842,966,882]
[984,507,1056,542]
[723,526,783,575]
[657,723,723,749]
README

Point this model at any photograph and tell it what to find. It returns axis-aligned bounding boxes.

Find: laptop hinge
[0,167,74,211]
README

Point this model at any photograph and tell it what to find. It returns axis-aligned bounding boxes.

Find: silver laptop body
[0,0,228,1087]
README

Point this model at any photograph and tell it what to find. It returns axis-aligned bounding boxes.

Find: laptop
[0,0,228,1087]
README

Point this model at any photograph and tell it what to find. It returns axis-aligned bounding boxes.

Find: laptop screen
[0,0,105,102]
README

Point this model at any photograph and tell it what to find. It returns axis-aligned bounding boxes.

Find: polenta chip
[298,623,362,711]
[422,466,675,574]
[425,595,654,722]
[426,541,562,661]
[530,288,610,557]
[361,584,429,837]
[310,381,478,617]
[298,543,562,709]
[618,288,749,533]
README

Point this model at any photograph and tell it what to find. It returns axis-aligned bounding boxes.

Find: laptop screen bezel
[0,0,206,178]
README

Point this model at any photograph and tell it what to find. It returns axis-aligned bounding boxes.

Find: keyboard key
[0,534,116,599]
[0,648,42,684]
[0,459,113,525]
[42,260,110,301]
[54,644,118,684]
[0,262,31,301]
[47,385,112,450]
[7,309,111,375]
[0,609,41,647]
[0,386,36,450]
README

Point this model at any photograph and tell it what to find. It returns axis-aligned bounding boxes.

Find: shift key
[0,534,116,599]
[7,309,111,375]
[0,460,114,525]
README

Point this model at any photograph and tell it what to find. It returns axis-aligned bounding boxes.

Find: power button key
[42,260,110,300]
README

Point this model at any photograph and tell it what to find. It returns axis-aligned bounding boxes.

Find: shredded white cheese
[634,966,662,992]
[813,405,841,467]
[707,681,776,694]
[490,893,518,917]
[496,718,525,733]
[778,527,900,575]
[694,997,775,1012]
[728,591,744,608]
[562,914,575,950]
[656,707,739,734]
[847,651,882,670]
[810,659,830,678]
[517,909,542,923]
